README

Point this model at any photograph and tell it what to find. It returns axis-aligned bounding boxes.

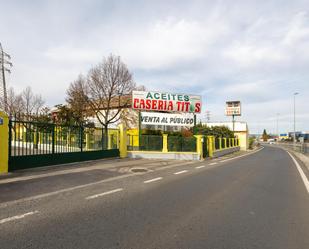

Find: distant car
[269,141,275,145]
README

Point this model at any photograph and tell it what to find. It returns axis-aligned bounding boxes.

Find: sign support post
[138,111,141,149]
[232,114,235,132]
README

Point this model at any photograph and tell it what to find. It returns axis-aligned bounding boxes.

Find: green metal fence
[127,135,163,151]
[215,138,220,150]
[221,138,226,149]
[168,136,196,152]
[202,136,208,158]
[226,138,230,148]
[9,120,119,171]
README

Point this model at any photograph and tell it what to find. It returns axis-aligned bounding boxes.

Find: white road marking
[0,211,39,225]
[287,152,309,194]
[86,188,123,200]
[0,174,133,208]
[0,147,264,209]
[219,147,264,163]
[195,166,205,169]
[209,162,218,165]
[144,177,163,184]
[174,170,188,175]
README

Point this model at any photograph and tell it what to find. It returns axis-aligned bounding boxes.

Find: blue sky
[1,0,309,134]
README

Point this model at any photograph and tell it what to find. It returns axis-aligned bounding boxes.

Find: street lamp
[293,92,299,144]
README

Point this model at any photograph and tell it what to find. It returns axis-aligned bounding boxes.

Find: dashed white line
[219,147,264,163]
[209,162,218,165]
[287,152,309,194]
[144,177,163,184]
[195,166,205,169]
[0,210,39,225]
[174,170,188,175]
[85,188,123,200]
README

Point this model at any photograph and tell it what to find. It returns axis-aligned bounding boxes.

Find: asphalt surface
[0,146,308,249]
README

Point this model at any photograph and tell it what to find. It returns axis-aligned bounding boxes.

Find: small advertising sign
[225,101,241,116]
[141,112,195,127]
[132,91,202,113]
[0,117,3,125]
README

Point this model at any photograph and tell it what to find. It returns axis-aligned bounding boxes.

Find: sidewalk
[0,146,256,185]
[0,158,195,185]
[0,149,257,205]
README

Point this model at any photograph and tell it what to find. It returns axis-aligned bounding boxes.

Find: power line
[0,42,13,112]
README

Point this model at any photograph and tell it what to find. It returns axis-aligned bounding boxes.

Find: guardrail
[277,142,309,154]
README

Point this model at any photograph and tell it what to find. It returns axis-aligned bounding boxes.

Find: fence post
[0,111,9,173]
[207,136,215,157]
[85,131,90,150]
[162,134,168,153]
[195,135,203,160]
[219,138,222,150]
[118,124,127,158]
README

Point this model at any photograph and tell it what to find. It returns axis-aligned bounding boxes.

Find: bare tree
[22,86,45,119]
[3,87,24,117]
[86,54,135,136]
[66,74,91,125]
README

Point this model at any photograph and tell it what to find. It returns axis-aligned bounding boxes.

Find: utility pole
[0,42,13,112]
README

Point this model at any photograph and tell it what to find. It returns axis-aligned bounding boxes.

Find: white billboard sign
[141,112,195,127]
[225,101,241,116]
[132,91,202,113]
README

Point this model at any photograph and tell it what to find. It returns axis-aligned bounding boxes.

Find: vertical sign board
[225,101,241,132]
[225,101,241,116]
[132,91,202,113]
[0,117,3,125]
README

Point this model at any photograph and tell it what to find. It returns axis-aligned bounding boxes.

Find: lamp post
[293,92,299,145]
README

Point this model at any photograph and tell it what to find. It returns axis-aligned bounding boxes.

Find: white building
[203,121,249,151]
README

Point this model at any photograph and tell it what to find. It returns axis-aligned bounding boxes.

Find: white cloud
[1,0,309,133]
[283,11,309,45]
[223,44,287,67]
[44,46,101,62]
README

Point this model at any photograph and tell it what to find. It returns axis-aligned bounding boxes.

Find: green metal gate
[8,120,119,171]
[202,136,208,158]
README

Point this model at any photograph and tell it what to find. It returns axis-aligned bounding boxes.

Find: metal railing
[277,142,309,154]
[127,135,163,151]
[168,136,196,152]
[9,120,118,156]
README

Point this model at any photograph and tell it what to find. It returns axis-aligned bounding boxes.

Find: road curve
[0,145,308,249]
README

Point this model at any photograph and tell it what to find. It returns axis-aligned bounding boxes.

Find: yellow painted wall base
[0,111,9,174]
[194,135,203,159]
[119,124,127,158]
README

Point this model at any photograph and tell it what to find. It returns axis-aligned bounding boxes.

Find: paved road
[0,146,308,249]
